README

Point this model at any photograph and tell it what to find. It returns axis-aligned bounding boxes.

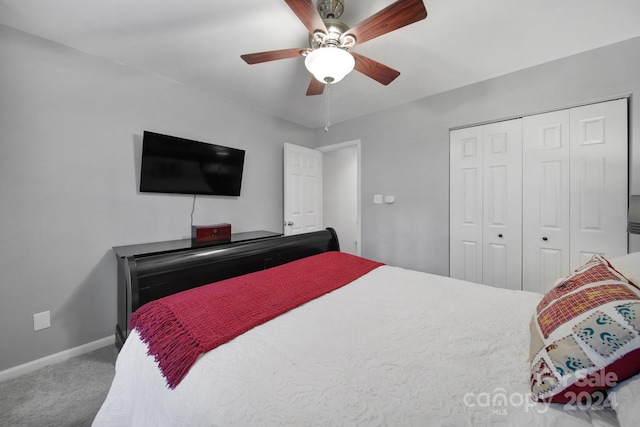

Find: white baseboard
[0,335,115,383]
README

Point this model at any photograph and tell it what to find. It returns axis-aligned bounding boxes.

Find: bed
[94,229,640,426]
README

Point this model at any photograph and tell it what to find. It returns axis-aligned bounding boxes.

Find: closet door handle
[542,237,548,241]
[498,234,503,238]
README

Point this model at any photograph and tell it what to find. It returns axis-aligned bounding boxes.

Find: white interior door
[482,120,523,290]
[283,143,322,236]
[450,126,483,283]
[569,99,628,268]
[522,109,571,294]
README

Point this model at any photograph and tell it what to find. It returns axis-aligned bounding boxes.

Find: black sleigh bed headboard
[116,228,339,348]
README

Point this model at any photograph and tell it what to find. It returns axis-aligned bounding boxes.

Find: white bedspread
[94,265,619,426]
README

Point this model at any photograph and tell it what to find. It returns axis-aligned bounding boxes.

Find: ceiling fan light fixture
[304,47,355,84]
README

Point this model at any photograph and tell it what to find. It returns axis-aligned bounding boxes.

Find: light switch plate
[34,311,50,331]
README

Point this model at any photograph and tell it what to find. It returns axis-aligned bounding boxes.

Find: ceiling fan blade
[342,0,427,46]
[306,77,325,96]
[284,0,328,35]
[351,52,400,86]
[241,48,309,64]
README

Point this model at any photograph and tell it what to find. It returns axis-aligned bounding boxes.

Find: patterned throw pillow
[530,255,640,403]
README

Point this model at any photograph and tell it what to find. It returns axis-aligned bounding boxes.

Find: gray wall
[314,36,640,274]
[0,24,314,372]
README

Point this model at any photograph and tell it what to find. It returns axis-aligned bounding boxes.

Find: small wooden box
[191,223,231,243]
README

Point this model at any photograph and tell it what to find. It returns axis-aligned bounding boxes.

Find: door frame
[317,139,362,256]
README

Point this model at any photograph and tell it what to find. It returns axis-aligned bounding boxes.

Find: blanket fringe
[130,303,203,389]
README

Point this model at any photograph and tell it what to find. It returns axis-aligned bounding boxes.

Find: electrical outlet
[33,311,50,331]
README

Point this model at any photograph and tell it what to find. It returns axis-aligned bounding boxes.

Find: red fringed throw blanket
[130,251,383,389]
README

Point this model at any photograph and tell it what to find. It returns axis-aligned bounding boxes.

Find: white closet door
[569,99,628,268]
[522,110,571,294]
[482,120,523,290]
[450,126,483,283]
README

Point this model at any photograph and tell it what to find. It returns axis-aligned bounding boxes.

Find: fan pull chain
[324,82,331,132]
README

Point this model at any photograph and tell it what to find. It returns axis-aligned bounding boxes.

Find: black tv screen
[140,131,245,196]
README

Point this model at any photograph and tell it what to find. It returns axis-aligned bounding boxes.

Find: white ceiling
[2,0,640,129]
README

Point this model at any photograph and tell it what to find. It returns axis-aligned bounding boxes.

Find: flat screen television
[140,131,245,196]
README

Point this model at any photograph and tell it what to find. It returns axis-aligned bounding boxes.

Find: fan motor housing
[309,18,350,49]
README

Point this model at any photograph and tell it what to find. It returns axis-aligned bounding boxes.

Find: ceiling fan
[241,0,428,96]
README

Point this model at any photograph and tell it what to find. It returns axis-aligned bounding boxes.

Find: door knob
[285,221,294,226]
[498,234,503,238]
[542,237,548,241]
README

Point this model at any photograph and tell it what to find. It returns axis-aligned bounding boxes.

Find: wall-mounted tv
[140,131,245,196]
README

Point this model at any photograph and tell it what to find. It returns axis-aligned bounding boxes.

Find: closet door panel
[461,240,480,281]
[539,248,564,289]
[482,120,522,290]
[486,242,508,288]
[452,99,628,292]
[450,126,483,283]
[570,99,628,270]
[522,110,570,294]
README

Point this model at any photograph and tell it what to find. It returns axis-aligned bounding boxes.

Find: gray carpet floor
[0,345,118,427]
